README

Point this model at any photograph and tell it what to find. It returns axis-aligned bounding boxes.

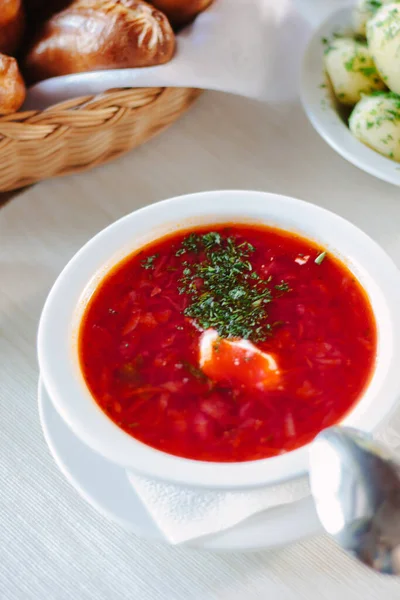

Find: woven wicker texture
[0,87,201,191]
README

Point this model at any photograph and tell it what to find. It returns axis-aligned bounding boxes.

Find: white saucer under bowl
[38,378,321,551]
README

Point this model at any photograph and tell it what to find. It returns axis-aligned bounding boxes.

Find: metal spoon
[309,426,400,575]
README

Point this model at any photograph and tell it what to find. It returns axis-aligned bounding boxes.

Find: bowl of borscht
[38,190,400,490]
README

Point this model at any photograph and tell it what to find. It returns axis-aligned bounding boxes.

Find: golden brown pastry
[0,0,24,55]
[25,0,176,83]
[23,1,73,55]
[149,0,213,28]
[0,53,26,114]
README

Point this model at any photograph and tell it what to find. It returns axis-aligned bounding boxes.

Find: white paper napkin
[25,0,311,110]
[127,411,400,545]
[127,470,309,545]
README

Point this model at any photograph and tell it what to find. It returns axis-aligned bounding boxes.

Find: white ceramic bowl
[300,6,400,187]
[38,190,400,490]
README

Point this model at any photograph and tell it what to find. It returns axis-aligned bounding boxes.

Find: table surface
[2,89,400,599]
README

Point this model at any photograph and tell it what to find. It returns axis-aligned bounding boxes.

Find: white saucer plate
[38,379,321,551]
[301,6,400,187]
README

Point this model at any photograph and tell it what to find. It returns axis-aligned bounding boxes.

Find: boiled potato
[349,92,400,161]
[353,0,397,37]
[324,38,385,105]
[367,3,400,94]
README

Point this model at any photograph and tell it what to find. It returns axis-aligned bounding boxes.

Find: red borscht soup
[79,225,376,462]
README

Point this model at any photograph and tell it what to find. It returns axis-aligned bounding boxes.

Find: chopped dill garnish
[176,232,290,342]
[141,254,159,270]
[315,251,327,265]
[275,281,291,293]
[359,66,378,77]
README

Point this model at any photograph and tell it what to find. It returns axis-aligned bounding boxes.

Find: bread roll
[23,1,73,54]
[0,0,24,55]
[349,92,400,161]
[324,38,385,106]
[0,53,26,115]
[149,0,213,28]
[25,0,176,83]
[367,3,400,94]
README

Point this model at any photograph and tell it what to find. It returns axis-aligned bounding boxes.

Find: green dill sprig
[141,254,159,270]
[175,232,289,342]
[315,251,327,265]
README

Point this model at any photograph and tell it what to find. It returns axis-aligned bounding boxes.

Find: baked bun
[23,1,73,54]
[150,0,213,28]
[25,0,176,83]
[0,0,24,55]
[0,53,26,114]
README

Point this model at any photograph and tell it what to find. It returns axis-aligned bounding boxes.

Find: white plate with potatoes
[301,3,400,186]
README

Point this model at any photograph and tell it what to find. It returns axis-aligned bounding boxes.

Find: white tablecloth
[2,89,400,599]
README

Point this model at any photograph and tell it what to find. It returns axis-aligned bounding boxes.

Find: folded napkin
[127,410,400,545]
[25,0,311,110]
[127,470,309,545]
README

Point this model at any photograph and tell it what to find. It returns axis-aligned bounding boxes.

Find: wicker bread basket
[0,86,201,192]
